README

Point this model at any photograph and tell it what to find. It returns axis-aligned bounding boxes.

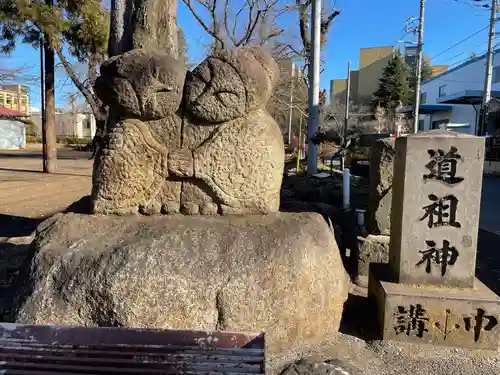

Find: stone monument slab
[389,130,484,288]
[369,264,500,350]
[368,137,395,235]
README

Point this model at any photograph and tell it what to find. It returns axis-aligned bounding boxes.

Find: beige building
[431,65,449,77]
[0,85,30,116]
[330,46,449,108]
[330,46,394,108]
[356,46,395,104]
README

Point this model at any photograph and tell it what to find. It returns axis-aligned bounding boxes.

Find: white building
[399,50,500,135]
[30,111,96,139]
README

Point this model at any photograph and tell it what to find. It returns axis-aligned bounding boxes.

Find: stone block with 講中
[368,264,500,350]
[389,130,485,288]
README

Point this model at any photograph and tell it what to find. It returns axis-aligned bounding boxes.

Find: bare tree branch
[54,44,106,121]
[182,0,285,49]
[181,0,226,48]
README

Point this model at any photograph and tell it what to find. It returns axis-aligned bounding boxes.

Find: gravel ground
[269,334,500,375]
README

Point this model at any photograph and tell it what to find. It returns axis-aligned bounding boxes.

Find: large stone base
[12,212,349,354]
[368,264,500,350]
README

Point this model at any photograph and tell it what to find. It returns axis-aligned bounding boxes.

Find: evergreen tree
[407,59,433,104]
[373,52,411,109]
[0,0,108,172]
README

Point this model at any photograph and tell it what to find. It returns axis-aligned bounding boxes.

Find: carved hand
[168,148,195,177]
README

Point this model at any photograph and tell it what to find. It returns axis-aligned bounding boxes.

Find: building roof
[397,104,453,114]
[423,49,500,85]
[0,107,26,117]
[436,90,500,105]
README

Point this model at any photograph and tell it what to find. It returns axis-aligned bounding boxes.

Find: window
[420,92,427,104]
[83,118,90,129]
[438,85,447,97]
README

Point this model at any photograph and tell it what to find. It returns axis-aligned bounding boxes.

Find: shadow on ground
[476,228,500,296]
[0,214,41,320]
[0,214,42,238]
[0,149,92,160]
[0,167,91,177]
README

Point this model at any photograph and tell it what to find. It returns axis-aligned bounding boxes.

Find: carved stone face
[186,57,247,123]
[185,46,279,123]
[95,49,186,121]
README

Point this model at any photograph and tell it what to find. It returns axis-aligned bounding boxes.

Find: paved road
[0,145,92,233]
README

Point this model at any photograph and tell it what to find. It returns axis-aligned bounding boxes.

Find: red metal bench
[0,323,265,374]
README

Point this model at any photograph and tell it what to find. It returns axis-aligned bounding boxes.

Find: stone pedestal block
[369,264,500,350]
[368,138,395,235]
[390,130,485,288]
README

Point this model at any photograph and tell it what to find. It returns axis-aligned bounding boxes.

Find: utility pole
[70,94,77,136]
[480,0,497,136]
[307,0,321,176]
[39,37,46,169]
[288,62,295,145]
[343,61,351,145]
[412,0,425,134]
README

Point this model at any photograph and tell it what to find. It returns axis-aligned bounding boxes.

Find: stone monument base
[368,264,500,350]
[12,212,349,354]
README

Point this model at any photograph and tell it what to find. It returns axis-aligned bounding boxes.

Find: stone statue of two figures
[91,46,285,216]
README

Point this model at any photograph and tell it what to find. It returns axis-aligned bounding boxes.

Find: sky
[3,0,495,111]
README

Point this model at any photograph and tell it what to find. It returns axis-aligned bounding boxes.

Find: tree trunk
[43,34,57,173]
[109,0,134,57]
[131,0,178,57]
[109,0,178,57]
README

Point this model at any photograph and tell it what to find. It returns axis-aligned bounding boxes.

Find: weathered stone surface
[368,264,500,350]
[357,234,389,277]
[92,48,186,215]
[95,49,186,121]
[368,138,395,235]
[92,45,284,216]
[14,212,349,353]
[389,130,485,288]
[175,46,283,215]
[279,359,361,375]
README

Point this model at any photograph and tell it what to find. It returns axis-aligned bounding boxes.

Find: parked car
[344,132,394,167]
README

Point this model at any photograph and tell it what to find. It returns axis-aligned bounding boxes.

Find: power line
[447,48,487,68]
[451,0,491,9]
[431,25,489,61]
[441,40,489,63]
